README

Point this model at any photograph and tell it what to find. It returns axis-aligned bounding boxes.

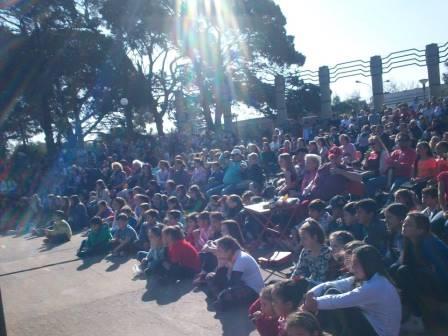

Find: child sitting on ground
[307,199,332,234]
[249,285,279,336]
[291,219,332,284]
[155,225,200,280]
[285,311,328,336]
[44,210,72,244]
[110,213,138,257]
[135,224,166,277]
[77,216,112,258]
[271,278,309,336]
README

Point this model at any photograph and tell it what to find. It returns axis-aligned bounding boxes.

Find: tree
[100,0,185,136]
[177,0,305,131]
[332,95,368,115]
[0,0,132,153]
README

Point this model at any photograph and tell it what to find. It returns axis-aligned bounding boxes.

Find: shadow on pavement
[141,278,194,305]
[213,306,255,336]
[76,253,107,271]
[38,240,69,252]
[104,255,131,272]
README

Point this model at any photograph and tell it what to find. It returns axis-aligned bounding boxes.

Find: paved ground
[0,233,278,336]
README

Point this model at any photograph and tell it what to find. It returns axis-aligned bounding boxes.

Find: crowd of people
[2,96,448,336]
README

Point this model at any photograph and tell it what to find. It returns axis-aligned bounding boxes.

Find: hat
[231,148,242,156]
[326,195,346,211]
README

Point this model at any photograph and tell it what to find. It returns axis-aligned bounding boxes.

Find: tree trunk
[124,106,134,135]
[154,113,164,136]
[40,96,56,157]
[201,93,214,130]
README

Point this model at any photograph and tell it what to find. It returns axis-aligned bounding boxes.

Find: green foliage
[0,0,306,153]
[332,95,368,115]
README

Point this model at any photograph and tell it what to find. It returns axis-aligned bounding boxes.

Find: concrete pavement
[0,234,264,336]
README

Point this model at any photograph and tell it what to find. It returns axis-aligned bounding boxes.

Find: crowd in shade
[2,97,448,336]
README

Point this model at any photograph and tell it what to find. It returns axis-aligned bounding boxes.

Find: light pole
[419,79,428,101]
[120,97,133,134]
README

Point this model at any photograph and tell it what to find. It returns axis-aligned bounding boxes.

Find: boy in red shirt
[386,133,416,188]
[157,225,200,280]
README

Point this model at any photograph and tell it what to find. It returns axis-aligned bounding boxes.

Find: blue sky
[276,0,448,99]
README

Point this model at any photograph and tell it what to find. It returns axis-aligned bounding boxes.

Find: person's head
[134,194,150,206]
[220,220,244,244]
[421,186,438,208]
[342,240,365,272]
[158,160,169,170]
[185,212,198,233]
[166,180,176,192]
[327,145,343,165]
[339,134,349,146]
[402,211,431,240]
[326,195,346,219]
[215,236,241,261]
[144,209,159,224]
[176,184,187,197]
[197,211,210,229]
[394,189,417,210]
[396,132,411,149]
[279,153,293,170]
[70,195,80,206]
[210,212,224,231]
[90,216,103,231]
[351,245,390,281]
[97,200,107,210]
[167,210,181,226]
[299,219,325,250]
[132,159,143,172]
[356,199,377,226]
[188,185,203,200]
[271,278,309,317]
[329,230,354,261]
[148,224,163,246]
[162,225,184,246]
[230,148,242,161]
[167,196,181,210]
[259,285,275,317]
[416,141,432,158]
[111,161,123,172]
[307,199,326,220]
[117,213,128,229]
[112,197,126,211]
[304,154,321,172]
[384,203,408,233]
[193,158,203,168]
[227,194,243,209]
[242,190,255,205]
[247,152,258,166]
[368,135,387,153]
[343,202,358,226]
[96,179,106,190]
[435,141,448,157]
[286,311,324,336]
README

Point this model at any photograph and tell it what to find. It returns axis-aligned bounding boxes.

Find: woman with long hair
[395,212,448,332]
[206,236,264,310]
[303,245,401,336]
[277,153,298,196]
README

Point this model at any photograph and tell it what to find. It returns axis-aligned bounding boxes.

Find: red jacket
[168,239,200,272]
[248,299,279,336]
[387,148,416,178]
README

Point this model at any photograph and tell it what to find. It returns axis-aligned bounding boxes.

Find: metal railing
[298,42,448,84]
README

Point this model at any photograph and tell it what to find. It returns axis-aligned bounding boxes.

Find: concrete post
[425,43,441,98]
[370,55,384,113]
[275,75,287,125]
[318,66,332,118]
